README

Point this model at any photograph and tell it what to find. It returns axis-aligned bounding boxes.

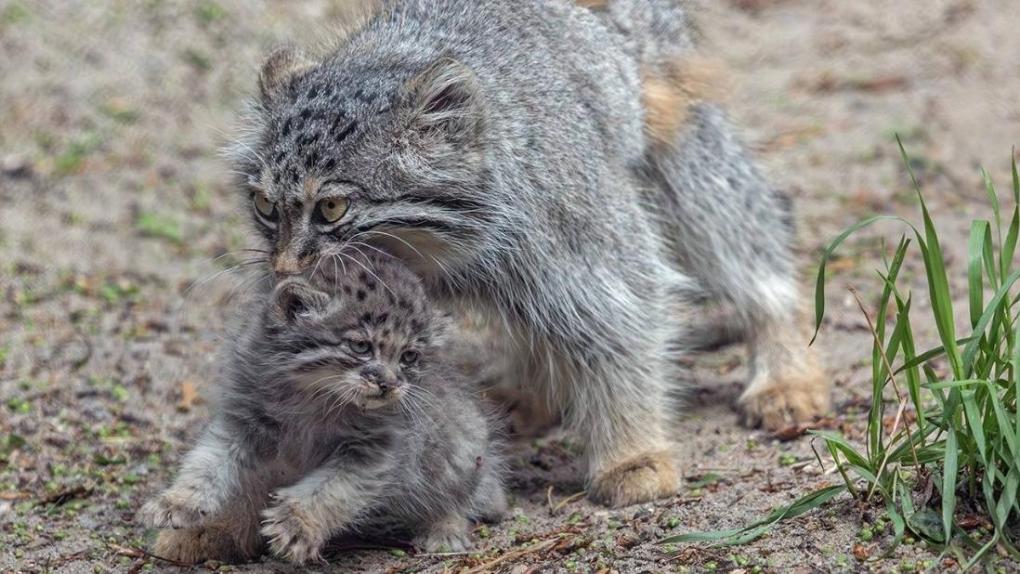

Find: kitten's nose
[364,366,399,394]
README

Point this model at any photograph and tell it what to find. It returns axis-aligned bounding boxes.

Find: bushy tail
[584,0,696,69]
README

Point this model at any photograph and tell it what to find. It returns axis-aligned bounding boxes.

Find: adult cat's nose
[273,253,303,277]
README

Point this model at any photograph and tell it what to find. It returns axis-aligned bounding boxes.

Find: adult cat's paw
[589,451,678,508]
[138,488,213,529]
[738,361,830,430]
[261,498,327,564]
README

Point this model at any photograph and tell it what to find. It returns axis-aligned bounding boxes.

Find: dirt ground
[1,0,1019,572]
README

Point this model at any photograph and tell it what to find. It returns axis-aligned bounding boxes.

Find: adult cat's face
[232,49,490,280]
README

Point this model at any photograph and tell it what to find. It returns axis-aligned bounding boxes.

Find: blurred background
[0,1,1017,572]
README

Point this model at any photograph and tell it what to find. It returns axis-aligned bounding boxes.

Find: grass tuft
[664,143,1020,568]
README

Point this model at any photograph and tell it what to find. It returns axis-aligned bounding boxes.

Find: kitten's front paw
[261,498,327,564]
[738,365,830,430]
[589,451,678,508]
[138,488,213,529]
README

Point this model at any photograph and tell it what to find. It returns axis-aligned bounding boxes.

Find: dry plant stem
[849,287,922,499]
[552,491,587,515]
[107,543,191,568]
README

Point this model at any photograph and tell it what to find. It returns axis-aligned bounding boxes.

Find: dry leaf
[852,543,870,561]
[177,381,200,412]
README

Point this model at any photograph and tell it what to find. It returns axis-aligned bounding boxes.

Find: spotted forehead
[262,77,395,189]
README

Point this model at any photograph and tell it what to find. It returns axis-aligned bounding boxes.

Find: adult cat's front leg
[506,254,686,507]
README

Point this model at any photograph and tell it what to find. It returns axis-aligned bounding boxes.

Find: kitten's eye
[317,197,349,223]
[253,192,277,220]
[347,339,372,355]
[400,350,420,366]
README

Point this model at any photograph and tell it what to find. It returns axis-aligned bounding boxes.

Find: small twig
[417,550,475,558]
[39,484,94,506]
[551,491,586,515]
[462,539,558,574]
[107,543,190,567]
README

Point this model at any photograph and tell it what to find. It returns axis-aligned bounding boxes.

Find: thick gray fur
[229,0,824,506]
[139,253,506,563]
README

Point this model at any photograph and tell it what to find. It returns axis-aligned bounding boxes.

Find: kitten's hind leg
[151,500,263,564]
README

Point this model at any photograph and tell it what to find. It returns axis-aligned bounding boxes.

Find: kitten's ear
[271,279,329,323]
[397,57,486,157]
[259,46,315,106]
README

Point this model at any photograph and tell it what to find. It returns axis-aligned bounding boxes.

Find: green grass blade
[960,390,987,461]
[809,430,872,470]
[893,294,926,434]
[941,429,959,546]
[962,268,1020,374]
[812,215,905,344]
[967,221,990,327]
[983,167,1003,246]
[1002,159,1019,278]
[1012,149,1019,206]
[659,486,847,546]
[893,336,975,376]
[898,138,963,378]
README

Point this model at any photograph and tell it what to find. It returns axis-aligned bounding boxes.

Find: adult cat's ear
[259,46,315,106]
[396,57,487,170]
[272,279,329,323]
[428,309,455,348]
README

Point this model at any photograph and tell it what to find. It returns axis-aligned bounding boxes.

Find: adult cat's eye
[252,191,277,220]
[317,197,349,223]
[348,339,371,355]
[400,350,419,366]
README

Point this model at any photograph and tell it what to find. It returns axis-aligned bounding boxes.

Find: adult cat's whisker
[170,260,262,333]
[358,229,424,258]
[358,229,462,291]
[339,250,397,298]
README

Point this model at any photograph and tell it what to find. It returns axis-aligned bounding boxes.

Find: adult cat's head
[230,43,495,281]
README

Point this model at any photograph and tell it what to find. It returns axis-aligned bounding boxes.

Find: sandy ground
[1,0,1019,572]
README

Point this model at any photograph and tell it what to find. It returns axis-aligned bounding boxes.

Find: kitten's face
[265,258,442,412]
[234,52,489,280]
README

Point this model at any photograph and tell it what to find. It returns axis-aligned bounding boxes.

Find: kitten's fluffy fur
[139,254,506,564]
[231,0,829,508]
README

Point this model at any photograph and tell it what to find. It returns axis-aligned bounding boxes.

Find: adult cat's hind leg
[644,103,830,429]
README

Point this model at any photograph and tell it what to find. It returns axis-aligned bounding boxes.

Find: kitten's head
[263,254,446,412]
[233,44,492,280]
